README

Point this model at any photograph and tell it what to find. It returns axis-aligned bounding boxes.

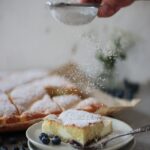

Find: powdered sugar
[23,95,61,114]
[0,70,48,92]
[11,83,45,104]
[0,91,18,117]
[75,97,97,109]
[44,114,59,122]
[53,95,81,110]
[10,83,46,113]
[34,75,75,88]
[10,75,75,113]
[58,109,102,127]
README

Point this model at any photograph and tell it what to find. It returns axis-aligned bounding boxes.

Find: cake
[0,70,108,132]
[53,95,81,111]
[42,109,112,146]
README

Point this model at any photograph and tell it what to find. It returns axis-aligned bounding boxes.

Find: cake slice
[21,95,62,120]
[42,109,112,146]
[0,91,19,124]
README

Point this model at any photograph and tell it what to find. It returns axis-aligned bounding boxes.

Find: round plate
[28,139,136,150]
[26,117,134,150]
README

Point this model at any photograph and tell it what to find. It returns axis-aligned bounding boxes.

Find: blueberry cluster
[103,80,140,100]
[39,133,61,145]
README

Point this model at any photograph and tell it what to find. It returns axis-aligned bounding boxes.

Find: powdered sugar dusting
[75,97,97,109]
[0,70,48,92]
[34,75,75,88]
[10,75,75,113]
[10,83,46,113]
[0,91,18,117]
[23,95,61,114]
[58,109,102,127]
[53,95,81,110]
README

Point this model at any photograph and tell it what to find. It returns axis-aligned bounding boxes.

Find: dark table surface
[115,84,150,150]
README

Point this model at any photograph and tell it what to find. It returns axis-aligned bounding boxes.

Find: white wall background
[0,0,150,83]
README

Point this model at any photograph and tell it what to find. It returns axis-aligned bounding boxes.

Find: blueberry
[41,136,50,145]
[0,146,8,150]
[124,89,134,100]
[109,89,118,97]
[52,136,61,145]
[124,80,139,93]
[13,146,20,150]
[114,89,124,98]
[39,133,49,140]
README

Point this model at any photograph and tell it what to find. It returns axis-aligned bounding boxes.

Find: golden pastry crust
[0,119,41,132]
[46,86,88,99]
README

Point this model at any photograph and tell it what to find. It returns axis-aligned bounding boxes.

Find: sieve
[46,0,150,25]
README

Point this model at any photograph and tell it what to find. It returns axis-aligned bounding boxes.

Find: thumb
[98,4,120,17]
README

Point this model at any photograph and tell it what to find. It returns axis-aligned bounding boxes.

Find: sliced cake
[42,109,112,146]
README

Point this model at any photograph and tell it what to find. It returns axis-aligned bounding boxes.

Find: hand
[80,0,134,17]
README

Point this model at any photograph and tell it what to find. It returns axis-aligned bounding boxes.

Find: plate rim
[26,117,134,150]
[28,139,136,150]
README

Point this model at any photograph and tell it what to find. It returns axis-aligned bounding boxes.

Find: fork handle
[102,124,150,146]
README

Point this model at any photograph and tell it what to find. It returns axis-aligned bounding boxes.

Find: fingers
[118,0,134,7]
[98,3,120,17]
[80,0,134,17]
[98,0,134,17]
[102,0,134,8]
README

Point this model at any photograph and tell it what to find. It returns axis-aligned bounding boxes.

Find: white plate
[28,139,136,150]
[26,117,134,150]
